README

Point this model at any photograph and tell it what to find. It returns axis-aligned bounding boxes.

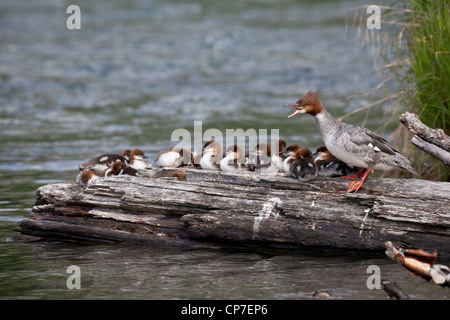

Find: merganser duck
[220,144,250,172]
[128,148,152,170]
[200,140,223,171]
[76,164,115,188]
[282,144,303,173]
[313,145,363,177]
[109,162,140,177]
[154,147,193,168]
[248,142,280,174]
[287,148,317,181]
[76,170,101,188]
[270,139,287,173]
[78,149,130,174]
[122,149,132,162]
[287,90,417,192]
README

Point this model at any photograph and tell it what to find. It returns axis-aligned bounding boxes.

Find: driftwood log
[15,168,450,254]
[400,112,450,166]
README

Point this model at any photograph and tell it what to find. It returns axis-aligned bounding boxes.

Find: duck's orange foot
[340,168,366,180]
[345,168,372,193]
[347,180,364,193]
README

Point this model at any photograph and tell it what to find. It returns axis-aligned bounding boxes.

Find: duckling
[128,148,152,170]
[313,146,363,177]
[76,170,101,188]
[282,144,303,174]
[270,139,287,173]
[78,149,130,175]
[109,162,140,177]
[289,148,317,181]
[200,140,223,171]
[249,142,278,174]
[220,144,250,172]
[154,147,193,168]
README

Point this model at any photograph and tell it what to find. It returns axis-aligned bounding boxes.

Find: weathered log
[15,167,450,254]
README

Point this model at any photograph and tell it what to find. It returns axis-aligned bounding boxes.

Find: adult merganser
[313,145,363,177]
[128,148,152,170]
[287,90,417,192]
[282,144,302,173]
[220,144,250,172]
[200,140,223,171]
[287,148,317,181]
[154,147,193,168]
[78,149,130,174]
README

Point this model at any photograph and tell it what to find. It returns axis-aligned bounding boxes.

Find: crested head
[287,89,323,117]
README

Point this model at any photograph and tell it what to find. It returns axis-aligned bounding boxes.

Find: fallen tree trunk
[15,168,450,254]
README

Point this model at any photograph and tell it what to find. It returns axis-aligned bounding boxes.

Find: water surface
[1,0,446,300]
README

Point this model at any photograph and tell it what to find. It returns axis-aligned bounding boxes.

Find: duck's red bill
[287,107,302,118]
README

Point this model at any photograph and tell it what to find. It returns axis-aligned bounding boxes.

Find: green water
[0,0,447,300]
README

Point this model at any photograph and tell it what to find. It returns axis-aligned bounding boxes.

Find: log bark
[399,112,450,152]
[400,112,450,165]
[15,167,450,254]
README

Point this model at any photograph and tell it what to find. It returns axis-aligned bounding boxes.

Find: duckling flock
[76,139,362,188]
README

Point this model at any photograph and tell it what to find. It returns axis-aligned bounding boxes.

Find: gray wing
[346,126,396,156]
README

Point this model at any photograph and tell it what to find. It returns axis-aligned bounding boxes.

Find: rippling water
[0,0,447,300]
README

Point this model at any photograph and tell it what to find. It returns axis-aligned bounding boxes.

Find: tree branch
[400,112,450,152]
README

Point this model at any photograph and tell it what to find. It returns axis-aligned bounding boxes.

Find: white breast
[155,152,181,168]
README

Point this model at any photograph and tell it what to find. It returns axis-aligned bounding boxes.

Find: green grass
[350,0,450,181]
[406,0,450,134]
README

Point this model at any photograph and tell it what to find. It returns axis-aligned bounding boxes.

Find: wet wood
[385,241,450,287]
[15,167,450,254]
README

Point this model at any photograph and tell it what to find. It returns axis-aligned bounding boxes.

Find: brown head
[287,90,323,118]
[284,144,302,157]
[314,145,333,162]
[278,139,287,153]
[109,162,125,175]
[295,147,312,159]
[130,148,148,160]
[122,149,132,160]
[80,170,96,184]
